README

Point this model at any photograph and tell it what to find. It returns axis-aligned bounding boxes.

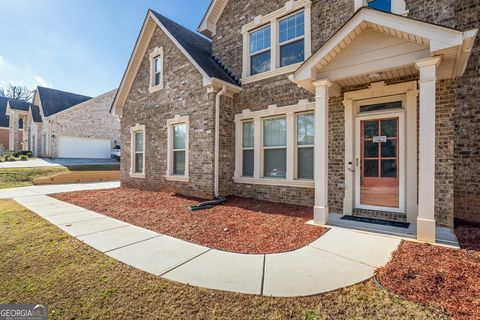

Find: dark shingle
[8,99,31,112]
[150,10,239,86]
[0,97,9,128]
[37,86,92,117]
[30,105,43,123]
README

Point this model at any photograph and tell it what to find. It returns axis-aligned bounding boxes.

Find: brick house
[7,86,120,159]
[0,97,24,152]
[111,0,479,242]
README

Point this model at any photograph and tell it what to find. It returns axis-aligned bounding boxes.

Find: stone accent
[48,90,120,158]
[120,25,216,200]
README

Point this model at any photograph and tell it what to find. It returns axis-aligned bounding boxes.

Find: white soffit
[198,0,229,37]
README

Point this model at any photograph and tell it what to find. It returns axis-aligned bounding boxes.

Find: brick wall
[121,25,216,200]
[0,128,9,149]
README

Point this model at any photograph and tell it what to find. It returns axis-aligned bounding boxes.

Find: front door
[356,115,402,212]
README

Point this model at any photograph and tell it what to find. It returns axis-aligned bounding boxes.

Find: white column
[313,80,332,225]
[415,56,441,243]
[342,98,354,215]
[8,111,19,152]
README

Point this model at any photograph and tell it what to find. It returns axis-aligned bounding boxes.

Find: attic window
[149,47,164,93]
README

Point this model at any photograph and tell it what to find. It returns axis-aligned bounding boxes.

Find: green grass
[0,200,448,320]
[0,164,120,189]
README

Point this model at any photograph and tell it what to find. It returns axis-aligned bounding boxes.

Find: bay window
[279,11,305,67]
[296,113,314,179]
[250,26,271,76]
[263,117,287,178]
[242,121,254,177]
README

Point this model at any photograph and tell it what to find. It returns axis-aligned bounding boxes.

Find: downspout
[214,85,227,198]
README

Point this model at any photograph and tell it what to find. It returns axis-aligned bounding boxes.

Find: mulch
[51,188,327,254]
[376,241,480,320]
[455,219,480,251]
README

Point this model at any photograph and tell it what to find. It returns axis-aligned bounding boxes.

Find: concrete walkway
[2,182,401,297]
[0,158,119,168]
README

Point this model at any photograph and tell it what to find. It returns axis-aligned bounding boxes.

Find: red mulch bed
[455,219,480,251]
[52,188,327,254]
[376,241,480,320]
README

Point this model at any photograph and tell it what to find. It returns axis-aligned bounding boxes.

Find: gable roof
[8,99,31,112]
[198,0,229,37]
[37,86,92,117]
[0,97,9,128]
[111,10,241,116]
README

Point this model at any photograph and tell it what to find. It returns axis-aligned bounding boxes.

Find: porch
[292,7,477,242]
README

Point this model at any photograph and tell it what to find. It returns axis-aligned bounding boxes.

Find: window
[130,124,146,178]
[279,11,305,67]
[367,0,392,12]
[242,121,254,177]
[149,47,163,92]
[250,26,271,76]
[296,113,314,179]
[263,117,287,178]
[166,115,189,181]
[173,124,186,175]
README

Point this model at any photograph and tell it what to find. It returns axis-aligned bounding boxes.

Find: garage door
[58,136,111,159]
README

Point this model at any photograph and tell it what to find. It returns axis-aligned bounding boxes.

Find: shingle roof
[30,105,42,123]
[0,97,9,128]
[37,86,92,117]
[8,99,31,112]
[150,10,239,86]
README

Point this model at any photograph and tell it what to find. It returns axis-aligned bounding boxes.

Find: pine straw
[376,241,480,320]
[52,188,327,254]
[455,220,480,251]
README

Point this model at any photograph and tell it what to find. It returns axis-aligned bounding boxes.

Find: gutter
[214,85,227,198]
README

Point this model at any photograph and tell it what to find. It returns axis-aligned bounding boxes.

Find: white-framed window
[149,47,164,93]
[241,0,312,84]
[130,124,146,178]
[242,121,254,177]
[279,11,305,67]
[296,112,314,179]
[250,25,271,76]
[166,115,189,182]
[234,100,315,188]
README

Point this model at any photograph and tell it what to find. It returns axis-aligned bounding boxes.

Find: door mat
[341,215,410,228]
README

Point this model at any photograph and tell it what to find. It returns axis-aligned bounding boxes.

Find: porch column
[313,80,331,225]
[415,57,441,242]
[8,111,19,152]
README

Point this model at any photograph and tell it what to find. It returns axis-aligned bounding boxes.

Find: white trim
[354,0,408,15]
[149,47,164,93]
[166,115,190,180]
[241,0,311,82]
[234,99,314,187]
[130,124,146,179]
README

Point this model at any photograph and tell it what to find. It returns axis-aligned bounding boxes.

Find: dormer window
[149,47,164,93]
[368,0,392,12]
[279,11,305,67]
[250,26,271,76]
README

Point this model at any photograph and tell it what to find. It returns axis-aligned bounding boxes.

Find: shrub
[20,155,28,161]
[5,155,16,162]
[26,152,33,158]
[14,150,33,157]
[0,157,4,162]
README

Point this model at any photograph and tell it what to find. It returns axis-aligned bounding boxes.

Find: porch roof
[292,7,477,94]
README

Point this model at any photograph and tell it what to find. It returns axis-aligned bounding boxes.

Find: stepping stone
[107,236,209,276]
[58,217,128,237]
[77,225,160,253]
[263,246,374,297]
[163,249,264,295]
[308,228,400,268]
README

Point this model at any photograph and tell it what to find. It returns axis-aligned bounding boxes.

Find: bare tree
[0,83,33,101]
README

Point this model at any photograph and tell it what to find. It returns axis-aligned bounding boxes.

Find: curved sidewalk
[3,183,401,297]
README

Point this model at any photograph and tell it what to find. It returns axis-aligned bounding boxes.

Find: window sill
[164,175,190,182]
[233,176,314,188]
[148,84,164,93]
[130,172,145,179]
[241,63,302,85]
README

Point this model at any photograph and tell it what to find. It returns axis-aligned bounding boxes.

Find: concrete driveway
[0,158,119,168]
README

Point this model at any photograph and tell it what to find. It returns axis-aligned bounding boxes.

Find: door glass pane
[364,141,378,158]
[280,39,304,67]
[359,101,401,113]
[297,113,314,145]
[242,121,254,148]
[264,117,286,147]
[135,132,144,152]
[381,140,397,157]
[364,159,378,177]
[173,150,185,175]
[264,148,286,178]
[298,147,313,179]
[363,121,378,138]
[135,153,143,173]
[251,51,271,75]
[242,150,254,177]
[381,119,397,137]
[173,124,186,149]
[381,159,397,178]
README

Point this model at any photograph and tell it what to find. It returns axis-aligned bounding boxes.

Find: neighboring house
[111,0,479,242]
[8,86,120,159]
[1,97,26,151]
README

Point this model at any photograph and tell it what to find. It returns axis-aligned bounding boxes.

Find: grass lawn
[0,199,447,320]
[0,164,120,189]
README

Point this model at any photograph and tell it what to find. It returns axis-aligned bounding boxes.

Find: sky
[0,0,211,98]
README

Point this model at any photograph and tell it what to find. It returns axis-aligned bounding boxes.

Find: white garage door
[58,136,111,159]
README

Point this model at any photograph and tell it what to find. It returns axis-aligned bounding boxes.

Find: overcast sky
[0,0,211,97]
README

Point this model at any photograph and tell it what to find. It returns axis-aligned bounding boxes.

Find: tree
[0,83,33,101]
